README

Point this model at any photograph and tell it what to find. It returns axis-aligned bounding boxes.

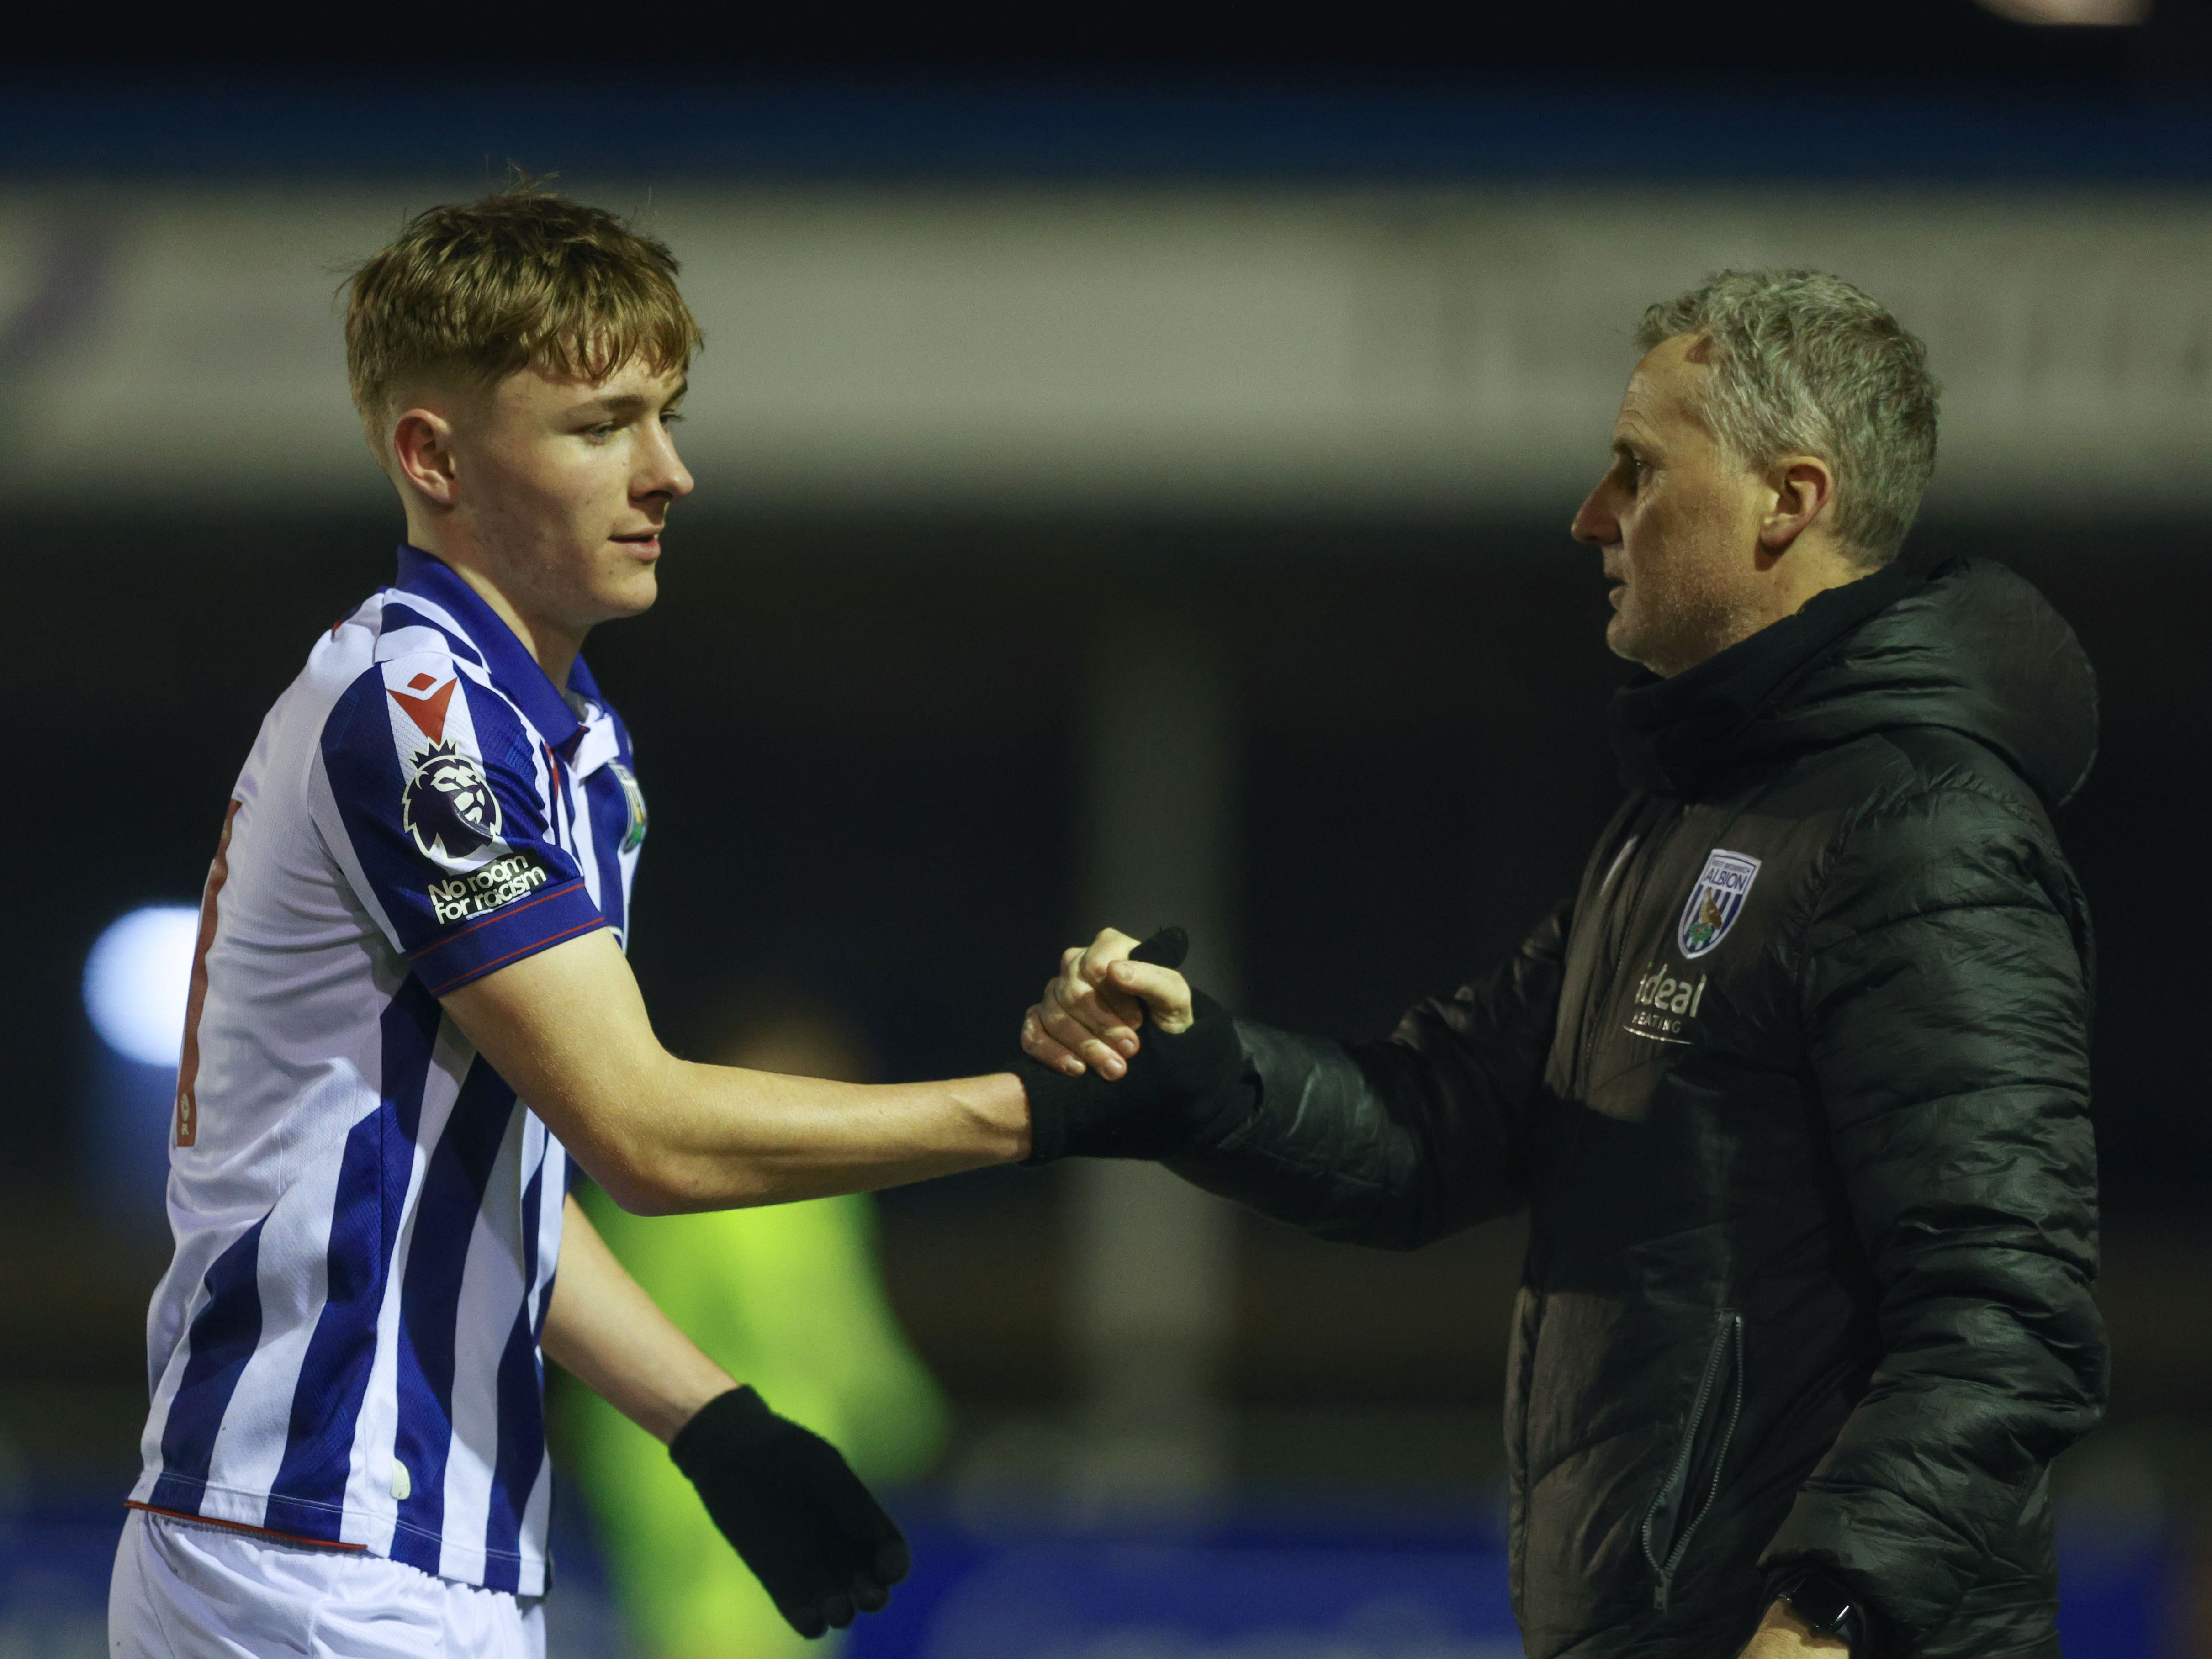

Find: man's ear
[391,406,460,508]
[1757,456,1835,558]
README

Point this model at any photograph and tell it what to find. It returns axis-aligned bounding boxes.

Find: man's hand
[1738,1599,1849,1659]
[1014,926,1244,1164]
[1021,925,1196,1079]
[670,1387,911,1639]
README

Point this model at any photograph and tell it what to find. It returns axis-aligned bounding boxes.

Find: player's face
[1569,336,1769,677]
[456,358,694,635]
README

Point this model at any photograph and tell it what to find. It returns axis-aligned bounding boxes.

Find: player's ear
[392,407,460,507]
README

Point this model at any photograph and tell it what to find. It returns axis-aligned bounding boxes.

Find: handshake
[1013,925,1248,1164]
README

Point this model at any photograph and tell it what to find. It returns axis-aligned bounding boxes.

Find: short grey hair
[1634,269,1940,569]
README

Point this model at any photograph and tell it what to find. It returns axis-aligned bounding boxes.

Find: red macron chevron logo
[390,672,456,744]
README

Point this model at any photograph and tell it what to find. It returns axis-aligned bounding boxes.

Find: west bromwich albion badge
[1678,848,1761,960]
[609,760,648,853]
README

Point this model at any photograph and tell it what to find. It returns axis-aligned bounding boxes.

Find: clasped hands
[1021,925,1196,1078]
[1014,926,1246,1165]
[1741,1602,1848,1657]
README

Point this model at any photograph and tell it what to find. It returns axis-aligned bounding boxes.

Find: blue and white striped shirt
[130,546,646,1594]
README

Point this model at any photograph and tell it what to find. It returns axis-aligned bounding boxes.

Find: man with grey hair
[1015,269,2106,1657]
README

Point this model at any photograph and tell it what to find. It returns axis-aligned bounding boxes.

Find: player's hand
[1021,925,1196,1079]
[1735,1601,1848,1658]
[1015,928,1244,1164]
[669,1386,910,1638]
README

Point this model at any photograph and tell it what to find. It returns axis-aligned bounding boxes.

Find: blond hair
[344,182,702,448]
[1635,270,1939,569]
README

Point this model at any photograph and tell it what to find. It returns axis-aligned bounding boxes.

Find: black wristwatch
[1775,1569,1867,1651]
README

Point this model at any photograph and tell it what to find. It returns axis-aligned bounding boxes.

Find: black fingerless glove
[668,1386,910,1638]
[1017,928,1250,1164]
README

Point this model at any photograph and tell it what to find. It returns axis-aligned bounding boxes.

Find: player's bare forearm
[633,1060,1031,1212]
[542,1195,733,1442]
[441,928,1032,1213]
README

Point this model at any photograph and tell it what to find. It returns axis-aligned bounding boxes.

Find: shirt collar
[1607,556,1924,799]
[394,545,590,753]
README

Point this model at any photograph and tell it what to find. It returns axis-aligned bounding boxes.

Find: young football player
[112,185,1037,1658]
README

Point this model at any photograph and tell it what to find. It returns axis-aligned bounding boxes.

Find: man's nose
[1569,482,1615,548]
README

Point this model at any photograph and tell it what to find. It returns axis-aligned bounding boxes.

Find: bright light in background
[83,905,199,1067]
[1975,0,2149,22]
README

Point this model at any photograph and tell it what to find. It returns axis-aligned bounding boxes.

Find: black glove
[1017,926,1249,1164]
[668,1386,910,1638]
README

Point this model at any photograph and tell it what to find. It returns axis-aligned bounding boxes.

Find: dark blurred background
[5,0,2212,1653]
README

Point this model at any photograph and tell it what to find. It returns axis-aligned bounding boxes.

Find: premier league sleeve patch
[1678,848,1761,960]
[319,657,607,992]
[402,741,503,860]
[389,695,553,921]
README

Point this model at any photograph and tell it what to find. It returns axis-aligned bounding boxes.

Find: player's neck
[412,538,585,691]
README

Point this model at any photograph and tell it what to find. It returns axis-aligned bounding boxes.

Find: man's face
[1570,335,1770,677]
[445,357,694,636]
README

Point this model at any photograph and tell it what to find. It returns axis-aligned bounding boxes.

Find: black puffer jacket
[1169,558,2106,1656]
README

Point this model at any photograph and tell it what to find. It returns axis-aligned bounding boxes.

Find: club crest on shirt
[1678,848,1761,960]
[402,741,503,861]
[609,760,648,853]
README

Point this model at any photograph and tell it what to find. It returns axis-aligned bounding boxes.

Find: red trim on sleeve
[418,914,608,998]
[402,876,589,959]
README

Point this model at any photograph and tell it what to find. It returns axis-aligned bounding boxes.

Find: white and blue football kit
[126,546,646,1598]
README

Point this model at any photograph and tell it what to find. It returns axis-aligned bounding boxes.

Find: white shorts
[108,1508,545,1659]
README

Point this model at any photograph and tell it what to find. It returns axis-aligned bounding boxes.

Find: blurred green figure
[573,991,951,1659]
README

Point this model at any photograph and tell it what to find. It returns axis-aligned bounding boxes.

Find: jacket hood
[1611,557,2099,809]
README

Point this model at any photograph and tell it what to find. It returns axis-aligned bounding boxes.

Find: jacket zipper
[1640,1310,1746,1612]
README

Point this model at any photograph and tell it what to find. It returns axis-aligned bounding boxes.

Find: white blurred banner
[5,185,2209,516]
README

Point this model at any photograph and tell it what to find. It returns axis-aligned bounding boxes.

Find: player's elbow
[582,1139,705,1216]
[555,1107,679,1215]
[590,1161,686,1216]
[582,1135,740,1216]
[550,1059,784,1215]
[550,1056,726,1214]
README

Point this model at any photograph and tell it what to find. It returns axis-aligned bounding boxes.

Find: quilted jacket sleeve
[1164,902,1570,1251]
[1758,783,2107,1641]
